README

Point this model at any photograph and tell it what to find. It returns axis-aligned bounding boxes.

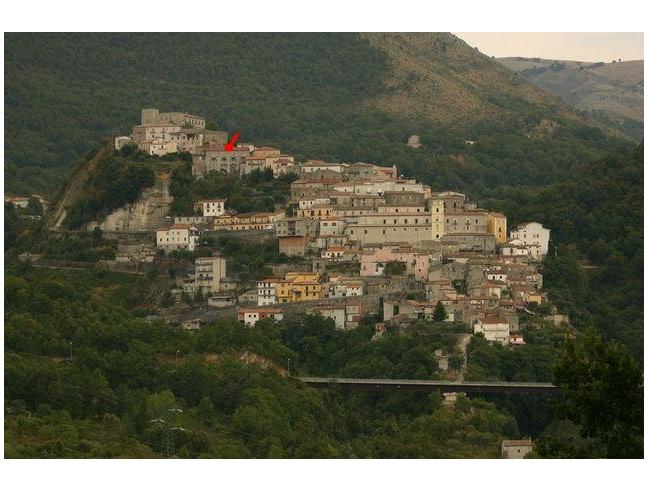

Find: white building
[196,199,226,217]
[257,277,280,306]
[509,222,550,258]
[333,179,429,196]
[500,242,531,257]
[321,246,346,260]
[156,225,199,252]
[139,138,178,156]
[237,307,284,326]
[328,279,364,298]
[474,316,511,345]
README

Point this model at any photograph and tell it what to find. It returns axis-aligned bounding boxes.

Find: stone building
[345,212,433,247]
[156,224,199,252]
[192,145,253,177]
[183,255,227,295]
[203,130,229,145]
[195,199,226,217]
[114,136,133,150]
[501,439,533,459]
[141,108,205,128]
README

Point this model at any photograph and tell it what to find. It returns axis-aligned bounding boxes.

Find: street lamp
[287,358,291,376]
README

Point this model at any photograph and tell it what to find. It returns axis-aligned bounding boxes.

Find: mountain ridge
[497,56,643,139]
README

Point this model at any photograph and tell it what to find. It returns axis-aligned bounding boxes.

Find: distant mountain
[497,57,643,139]
[5,33,630,196]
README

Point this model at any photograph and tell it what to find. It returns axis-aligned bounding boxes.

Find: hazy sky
[455,33,644,62]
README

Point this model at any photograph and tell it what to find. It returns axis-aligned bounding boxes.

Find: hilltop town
[52,107,554,351]
[4,29,643,465]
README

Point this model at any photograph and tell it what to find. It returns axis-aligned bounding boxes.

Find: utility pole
[287,358,291,377]
[150,408,184,458]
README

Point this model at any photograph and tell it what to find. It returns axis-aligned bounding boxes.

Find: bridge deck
[297,377,558,394]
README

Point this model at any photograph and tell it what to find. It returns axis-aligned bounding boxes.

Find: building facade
[156,225,199,252]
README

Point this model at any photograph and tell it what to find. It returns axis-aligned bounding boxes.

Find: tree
[553,330,643,458]
[194,288,205,304]
[384,261,406,276]
[448,353,463,371]
[432,301,447,322]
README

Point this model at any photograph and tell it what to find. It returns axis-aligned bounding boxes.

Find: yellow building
[292,280,323,302]
[295,204,334,219]
[275,272,324,303]
[486,212,507,245]
[430,198,445,240]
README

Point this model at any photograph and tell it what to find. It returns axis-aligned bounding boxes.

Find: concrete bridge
[297,377,559,394]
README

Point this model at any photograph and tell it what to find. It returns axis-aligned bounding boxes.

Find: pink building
[360,246,430,281]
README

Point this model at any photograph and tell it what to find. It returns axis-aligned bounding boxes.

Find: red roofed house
[237,307,284,326]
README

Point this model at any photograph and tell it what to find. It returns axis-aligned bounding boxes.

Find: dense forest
[4,33,630,197]
[4,265,521,458]
[484,144,643,359]
[4,259,642,458]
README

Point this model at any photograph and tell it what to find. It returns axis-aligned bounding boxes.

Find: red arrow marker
[224,132,240,151]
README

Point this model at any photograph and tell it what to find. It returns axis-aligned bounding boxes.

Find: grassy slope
[497,57,643,132]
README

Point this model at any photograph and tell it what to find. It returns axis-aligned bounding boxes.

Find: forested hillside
[484,144,644,359]
[5,265,521,458]
[4,33,643,460]
[4,33,630,197]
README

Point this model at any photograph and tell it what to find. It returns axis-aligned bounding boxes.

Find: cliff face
[47,145,112,231]
[47,146,174,233]
[86,170,173,233]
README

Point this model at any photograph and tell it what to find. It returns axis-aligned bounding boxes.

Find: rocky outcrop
[86,171,173,232]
